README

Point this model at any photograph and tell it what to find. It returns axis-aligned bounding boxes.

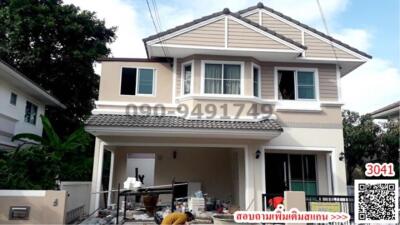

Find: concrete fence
[60,181,91,223]
[0,190,67,224]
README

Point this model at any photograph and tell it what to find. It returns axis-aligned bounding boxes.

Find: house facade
[0,60,65,149]
[85,3,371,212]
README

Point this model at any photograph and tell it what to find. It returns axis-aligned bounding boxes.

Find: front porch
[89,135,270,214]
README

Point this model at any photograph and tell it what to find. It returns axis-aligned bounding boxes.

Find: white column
[330,150,339,194]
[107,150,115,206]
[244,144,265,211]
[89,138,104,214]
[326,153,333,195]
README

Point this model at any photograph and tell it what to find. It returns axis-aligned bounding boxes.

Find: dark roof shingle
[85,114,283,131]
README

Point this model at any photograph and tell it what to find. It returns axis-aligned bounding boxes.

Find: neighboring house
[85,3,371,212]
[370,101,399,121]
[0,60,65,149]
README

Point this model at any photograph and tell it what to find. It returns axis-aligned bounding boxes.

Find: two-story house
[85,3,371,212]
[0,60,65,149]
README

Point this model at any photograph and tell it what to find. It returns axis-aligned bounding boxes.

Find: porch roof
[85,114,283,131]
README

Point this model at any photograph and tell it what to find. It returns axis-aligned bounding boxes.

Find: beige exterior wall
[98,56,340,122]
[99,61,173,103]
[228,19,292,50]
[275,106,342,128]
[0,190,67,225]
[260,13,302,43]
[267,127,348,195]
[244,12,259,23]
[111,147,242,205]
[259,61,338,100]
[162,19,225,47]
[176,56,338,101]
[304,34,357,59]
[244,10,359,60]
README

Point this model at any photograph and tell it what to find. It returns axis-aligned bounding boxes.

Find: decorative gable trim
[144,9,307,55]
[237,4,372,60]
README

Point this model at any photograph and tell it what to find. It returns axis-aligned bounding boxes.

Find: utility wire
[151,0,170,56]
[146,0,167,57]
[316,0,339,64]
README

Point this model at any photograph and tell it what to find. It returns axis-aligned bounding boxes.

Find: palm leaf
[62,127,89,150]
[12,133,43,144]
[40,115,61,148]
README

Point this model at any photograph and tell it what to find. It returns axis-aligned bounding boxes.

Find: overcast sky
[64,0,400,114]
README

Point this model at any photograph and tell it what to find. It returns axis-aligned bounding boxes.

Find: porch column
[245,144,265,211]
[107,150,115,206]
[89,138,105,214]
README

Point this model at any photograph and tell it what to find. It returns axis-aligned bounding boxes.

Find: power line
[145,0,167,57]
[316,0,339,64]
[151,0,170,56]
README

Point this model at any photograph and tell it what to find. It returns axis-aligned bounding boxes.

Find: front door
[265,153,317,196]
[265,153,289,195]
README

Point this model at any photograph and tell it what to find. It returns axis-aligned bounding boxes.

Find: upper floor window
[120,67,155,96]
[277,69,317,100]
[25,101,38,125]
[183,63,192,95]
[204,62,241,95]
[253,65,260,97]
[10,92,17,105]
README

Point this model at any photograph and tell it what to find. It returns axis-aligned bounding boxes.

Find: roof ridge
[237,2,372,59]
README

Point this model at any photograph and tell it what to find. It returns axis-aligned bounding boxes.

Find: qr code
[355,180,399,223]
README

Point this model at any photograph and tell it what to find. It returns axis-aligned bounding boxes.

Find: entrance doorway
[127,153,155,186]
[265,153,317,196]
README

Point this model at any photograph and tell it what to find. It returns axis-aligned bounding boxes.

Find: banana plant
[12,115,90,159]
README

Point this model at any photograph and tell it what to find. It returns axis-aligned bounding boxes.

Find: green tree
[0,115,91,189]
[0,0,115,135]
[343,110,400,184]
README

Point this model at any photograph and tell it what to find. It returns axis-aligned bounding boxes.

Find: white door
[126,153,155,186]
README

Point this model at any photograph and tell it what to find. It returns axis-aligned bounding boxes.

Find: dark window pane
[223,64,241,79]
[24,101,37,125]
[204,80,222,94]
[278,70,295,99]
[297,71,315,99]
[224,80,240,94]
[298,86,315,99]
[304,155,316,180]
[10,92,17,105]
[138,69,154,94]
[205,64,222,79]
[253,67,259,97]
[120,68,137,95]
[297,71,314,85]
[184,65,191,94]
[290,155,303,180]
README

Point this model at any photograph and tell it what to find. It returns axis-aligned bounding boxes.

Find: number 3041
[365,163,395,177]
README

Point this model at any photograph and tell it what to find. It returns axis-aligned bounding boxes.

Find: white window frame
[119,66,157,97]
[181,60,194,96]
[200,60,245,96]
[274,67,319,101]
[251,63,261,98]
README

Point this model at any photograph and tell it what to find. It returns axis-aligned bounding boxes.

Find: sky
[63,0,400,114]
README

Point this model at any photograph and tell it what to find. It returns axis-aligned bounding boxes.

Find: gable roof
[370,101,400,119]
[0,59,66,109]
[237,2,372,59]
[143,8,307,53]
